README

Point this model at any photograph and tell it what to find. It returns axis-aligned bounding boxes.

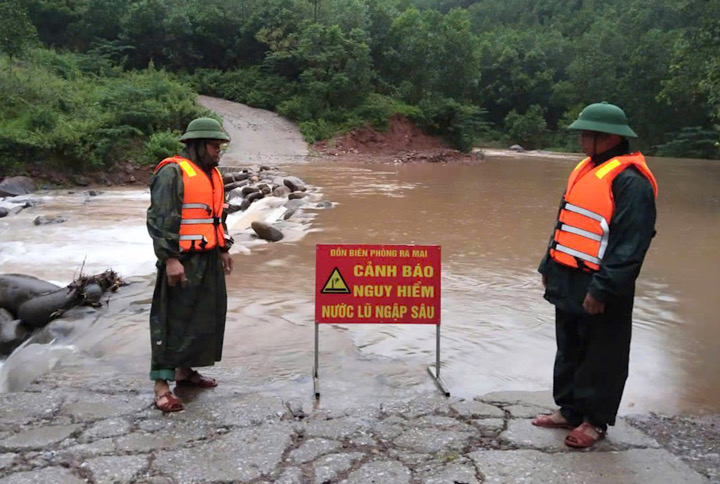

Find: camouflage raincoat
[146,159,230,381]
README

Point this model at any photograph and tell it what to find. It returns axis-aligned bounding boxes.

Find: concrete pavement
[0,366,708,484]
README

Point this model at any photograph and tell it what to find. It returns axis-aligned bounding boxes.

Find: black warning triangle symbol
[321,267,350,294]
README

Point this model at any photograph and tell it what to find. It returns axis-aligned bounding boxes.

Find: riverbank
[0,359,716,483]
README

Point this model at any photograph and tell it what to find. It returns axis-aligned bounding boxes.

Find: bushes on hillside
[0,50,207,175]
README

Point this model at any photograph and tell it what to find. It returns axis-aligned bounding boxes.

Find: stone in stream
[224,179,250,192]
[17,286,80,329]
[288,192,307,200]
[251,221,284,242]
[33,215,68,226]
[0,274,61,315]
[0,176,36,197]
[282,208,297,221]
[283,176,307,192]
[273,186,291,197]
[0,318,30,355]
[226,187,244,201]
[284,199,307,211]
[241,186,261,197]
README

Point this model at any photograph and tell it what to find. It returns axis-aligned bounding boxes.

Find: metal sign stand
[427,324,450,396]
[313,322,449,399]
[313,323,320,398]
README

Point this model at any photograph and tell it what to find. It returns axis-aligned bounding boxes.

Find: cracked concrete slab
[340,460,411,484]
[393,427,477,453]
[153,422,293,482]
[0,391,65,425]
[289,438,343,464]
[85,455,148,484]
[60,392,148,421]
[0,424,79,451]
[469,448,707,484]
[499,419,659,452]
[0,466,85,484]
[313,452,365,484]
[451,400,505,419]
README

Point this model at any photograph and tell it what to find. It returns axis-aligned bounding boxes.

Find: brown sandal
[531,413,573,429]
[154,391,183,412]
[175,370,218,388]
[565,422,606,448]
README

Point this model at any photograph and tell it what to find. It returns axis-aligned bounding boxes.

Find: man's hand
[220,251,233,276]
[583,292,605,315]
[165,257,186,287]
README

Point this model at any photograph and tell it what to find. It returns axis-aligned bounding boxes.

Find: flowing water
[1,149,719,414]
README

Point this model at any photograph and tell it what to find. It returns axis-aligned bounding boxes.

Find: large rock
[241,185,260,197]
[283,176,307,192]
[288,192,307,200]
[33,215,68,226]
[0,319,30,356]
[0,274,61,315]
[0,176,36,197]
[224,180,249,192]
[273,186,291,197]
[251,221,284,242]
[0,207,8,218]
[226,187,244,201]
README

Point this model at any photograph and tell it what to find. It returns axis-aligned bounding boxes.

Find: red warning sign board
[315,244,441,324]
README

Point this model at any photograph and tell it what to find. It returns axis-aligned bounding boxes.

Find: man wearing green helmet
[146,117,234,412]
[533,102,658,447]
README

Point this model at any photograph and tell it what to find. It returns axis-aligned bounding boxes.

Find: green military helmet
[179,117,231,142]
[567,102,638,138]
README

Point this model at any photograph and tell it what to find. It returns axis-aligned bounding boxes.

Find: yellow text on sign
[353,264,435,278]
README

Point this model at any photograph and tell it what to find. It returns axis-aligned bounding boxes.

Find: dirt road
[198,95,308,167]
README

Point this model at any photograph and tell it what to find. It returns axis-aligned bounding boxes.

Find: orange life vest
[549,152,658,272]
[154,156,228,252]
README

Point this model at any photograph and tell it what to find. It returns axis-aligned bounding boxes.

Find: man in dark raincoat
[146,117,234,412]
[534,102,658,447]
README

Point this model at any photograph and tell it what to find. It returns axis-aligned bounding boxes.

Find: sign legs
[427,324,450,396]
[314,324,449,399]
[313,323,320,399]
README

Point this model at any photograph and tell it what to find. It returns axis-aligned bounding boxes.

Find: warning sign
[321,268,350,294]
[315,244,441,325]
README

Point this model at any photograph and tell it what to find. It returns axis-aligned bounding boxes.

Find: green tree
[505,104,546,149]
[291,23,373,114]
[0,0,38,58]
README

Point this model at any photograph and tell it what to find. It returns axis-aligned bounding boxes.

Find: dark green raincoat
[538,143,657,429]
[146,161,230,382]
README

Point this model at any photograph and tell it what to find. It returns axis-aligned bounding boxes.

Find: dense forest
[1,0,719,174]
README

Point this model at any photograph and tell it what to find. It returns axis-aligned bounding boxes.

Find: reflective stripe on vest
[154,156,226,252]
[549,152,657,272]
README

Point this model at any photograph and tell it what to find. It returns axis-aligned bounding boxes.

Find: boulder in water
[273,186,291,197]
[0,176,36,197]
[0,274,61,315]
[283,176,307,192]
[251,221,284,242]
[33,215,68,226]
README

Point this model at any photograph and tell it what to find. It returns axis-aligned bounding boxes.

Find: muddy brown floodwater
[1,98,718,420]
